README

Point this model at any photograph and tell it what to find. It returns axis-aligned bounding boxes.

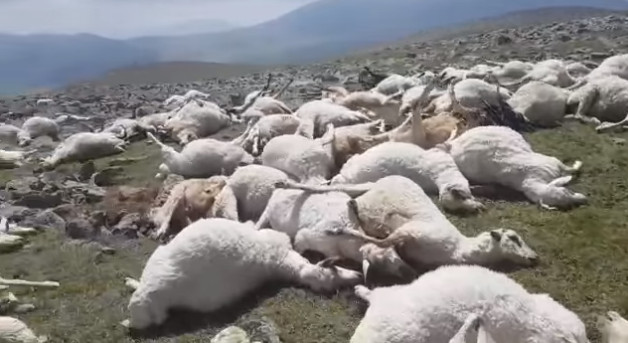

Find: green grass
[1,122,627,342]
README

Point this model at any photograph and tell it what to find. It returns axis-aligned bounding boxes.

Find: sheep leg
[564,114,601,125]
[595,113,628,133]
[549,175,573,187]
[0,277,59,288]
[124,277,140,290]
[450,313,482,343]
[114,144,126,153]
[354,285,372,303]
[538,200,557,211]
[274,180,373,198]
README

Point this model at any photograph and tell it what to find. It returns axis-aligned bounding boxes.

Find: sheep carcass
[163,89,210,109]
[331,142,484,213]
[294,100,373,138]
[598,311,628,343]
[163,100,231,144]
[0,149,35,169]
[240,114,302,156]
[572,53,628,87]
[484,59,535,82]
[102,118,154,141]
[373,72,434,95]
[0,317,46,343]
[287,175,537,270]
[124,218,361,329]
[256,182,413,281]
[426,79,511,114]
[260,125,335,184]
[350,265,587,343]
[334,90,404,127]
[40,132,126,169]
[151,176,229,242]
[567,75,628,131]
[508,81,569,127]
[17,116,61,146]
[440,125,586,210]
[148,132,253,179]
[503,59,576,89]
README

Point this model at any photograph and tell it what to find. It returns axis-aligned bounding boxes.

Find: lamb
[331,142,484,213]
[350,265,588,343]
[260,124,335,184]
[294,100,373,138]
[439,125,586,210]
[0,149,36,169]
[566,75,628,131]
[508,81,569,127]
[147,132,253,179]
[123,218,361,330]
[0,317,47,343]
[598,311,628,343]
[17,116,61,146]
[287,175,537,269]
[150,176,229,242]
[40,132,127,169]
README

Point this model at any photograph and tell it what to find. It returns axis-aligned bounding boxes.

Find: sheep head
[16,131,32,147]
[438,184,485,213]
[359,243,416,282]
[296,258,362,293]
[480,228,539,267]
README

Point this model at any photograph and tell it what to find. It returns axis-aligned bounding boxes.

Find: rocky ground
[1,12,628,343]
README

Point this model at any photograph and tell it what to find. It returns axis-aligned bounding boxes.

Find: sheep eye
[508,235,522,247]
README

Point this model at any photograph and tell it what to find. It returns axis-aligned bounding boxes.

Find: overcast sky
[0,0,316,38]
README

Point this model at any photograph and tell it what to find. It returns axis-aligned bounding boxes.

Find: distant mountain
[132,19,238,37]
[0,33,156,95]
[131,0,628,64]
[2,0,628,95]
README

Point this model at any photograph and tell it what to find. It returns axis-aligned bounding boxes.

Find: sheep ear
[490,230,502,241]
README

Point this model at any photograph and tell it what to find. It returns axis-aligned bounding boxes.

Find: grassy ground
[1,122,627,342]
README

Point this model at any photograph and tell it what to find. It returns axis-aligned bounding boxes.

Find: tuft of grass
[0,123,627,342]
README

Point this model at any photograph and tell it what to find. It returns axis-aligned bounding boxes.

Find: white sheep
[571,53,628,88]
[214,164,291,222]
[507,81,569,127]
[484,59,535,82]
[231,76,293,117]
[35,98,54,107]
[137,112,170,132]
[285,175,537,270]
[0,149,35,169]
[439,125,586,210]
[566,75,628,131]
[163,89,210,109]
[17,116,61,146]
[147,132,253,179]
[373,72,434,95]
[334,90,404,127]
[331,142,484,213]
[255,181,413,281]
[102,118,154,140]
[260,124,335,184]
[294,100,373,138]
[123,218,361,330]
[0,317,47,343]
[503,59,576,88]
[241,115,302,156]
[566,62,592,79]
[350,265,588,343]
[426,78,511,114]
[163,100,231,144]
[598,311,628,343]
[40,132,127,169]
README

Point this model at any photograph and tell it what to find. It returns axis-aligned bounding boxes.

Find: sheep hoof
[124,277,140,290]
[120,319,131,328]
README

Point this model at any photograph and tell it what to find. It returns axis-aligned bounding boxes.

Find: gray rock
[12,191,64,209]
[91,166,124,187]
[66,218,99,239]
[21,209,66,231]
[0,206,37,222]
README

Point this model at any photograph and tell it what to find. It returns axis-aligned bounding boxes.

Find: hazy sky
[0,0,316,38]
